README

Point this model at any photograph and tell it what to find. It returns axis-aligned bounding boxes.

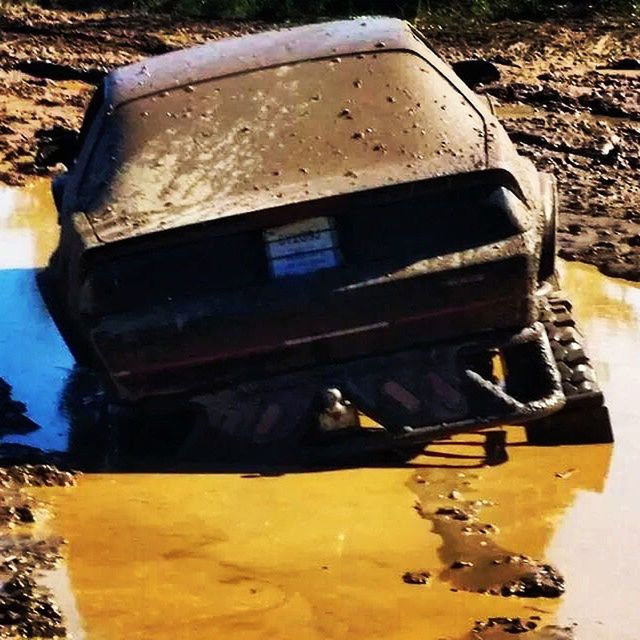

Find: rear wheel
[525,293,613,445]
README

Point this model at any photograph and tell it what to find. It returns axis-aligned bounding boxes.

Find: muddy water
[1,181,640,638]
[0,180,74,451]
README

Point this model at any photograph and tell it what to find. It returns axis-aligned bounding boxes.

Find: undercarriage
[104,292,612,464]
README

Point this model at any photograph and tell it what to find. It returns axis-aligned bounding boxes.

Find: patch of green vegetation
[2,0,638,19]
[420,0,639,21]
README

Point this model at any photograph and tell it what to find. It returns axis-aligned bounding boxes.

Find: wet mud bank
[0,464,76,639]
[421,18,640,280]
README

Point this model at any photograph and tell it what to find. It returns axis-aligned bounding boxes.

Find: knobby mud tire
[525,292,613,445]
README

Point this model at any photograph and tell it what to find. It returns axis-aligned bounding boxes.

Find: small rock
[402,570,430,585]
[451,560,474,569]
[435,507,470,521]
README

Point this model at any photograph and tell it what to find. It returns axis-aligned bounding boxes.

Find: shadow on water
[0,267,75,452]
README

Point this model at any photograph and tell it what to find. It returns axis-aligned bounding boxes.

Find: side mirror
[452,60,500,90]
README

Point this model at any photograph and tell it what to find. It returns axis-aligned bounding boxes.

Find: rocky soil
[421,17,640,279]
[0,5,639,281]
[0,459,76,640]
[464,617,576,639]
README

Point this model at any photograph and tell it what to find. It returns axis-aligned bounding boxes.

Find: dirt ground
[0,455,76,639]
[0,5,639,279]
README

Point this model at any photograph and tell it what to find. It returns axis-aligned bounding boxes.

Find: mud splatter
[402,570,431,585]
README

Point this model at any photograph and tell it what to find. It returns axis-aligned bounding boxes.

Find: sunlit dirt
[1,180,639,638]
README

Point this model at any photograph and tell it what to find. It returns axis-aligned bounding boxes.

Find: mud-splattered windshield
[79,51,486,243]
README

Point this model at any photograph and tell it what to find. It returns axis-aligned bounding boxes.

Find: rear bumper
[172,322,565,454]
[92,256,537,403]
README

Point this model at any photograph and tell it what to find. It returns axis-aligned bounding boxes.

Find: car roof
[108,18,429,107]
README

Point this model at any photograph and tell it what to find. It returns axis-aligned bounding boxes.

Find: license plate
[264,216,341,278]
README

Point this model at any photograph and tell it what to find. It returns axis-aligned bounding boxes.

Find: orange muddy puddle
[2,180,640,638]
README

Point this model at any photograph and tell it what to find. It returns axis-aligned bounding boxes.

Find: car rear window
[77,50,486,243]
[338,186,518,263]
[84,184,519,316]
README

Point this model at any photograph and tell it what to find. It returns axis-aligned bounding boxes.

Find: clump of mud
[0,379,38,439]
[410,471,565,598]
[0,573,66,639]
[466,617,576,639]
[402,570,431,585]
[494,556,564,598]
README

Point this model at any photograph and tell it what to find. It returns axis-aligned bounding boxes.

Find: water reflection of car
[41,18,612,458]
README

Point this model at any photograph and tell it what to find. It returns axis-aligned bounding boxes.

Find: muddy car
[42,18,612,458]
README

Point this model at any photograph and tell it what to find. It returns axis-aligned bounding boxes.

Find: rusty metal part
[152,321,566,460]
